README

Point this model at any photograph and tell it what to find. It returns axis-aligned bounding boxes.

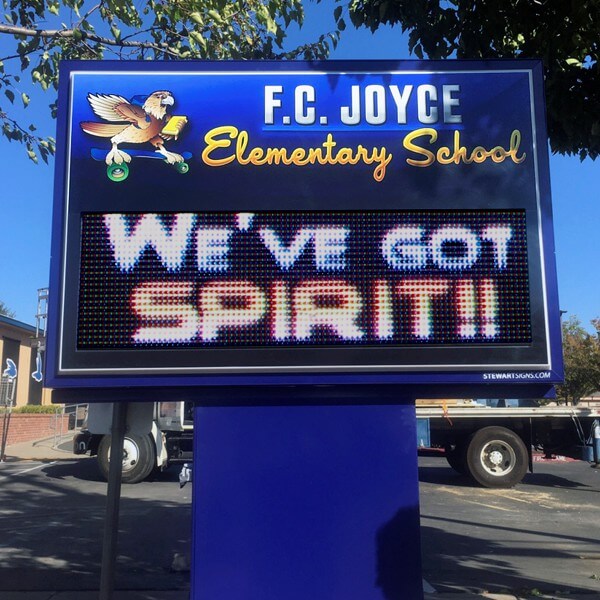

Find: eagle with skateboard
[80,90,191,182]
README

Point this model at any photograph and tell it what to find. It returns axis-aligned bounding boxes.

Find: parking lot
[0,457,191,592]
[418,456,600,595]
[0,452,599,596]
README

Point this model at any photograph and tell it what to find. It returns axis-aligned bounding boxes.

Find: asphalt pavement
[1,436,598,600]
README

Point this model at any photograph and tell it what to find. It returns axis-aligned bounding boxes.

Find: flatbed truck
[416,398,600,487]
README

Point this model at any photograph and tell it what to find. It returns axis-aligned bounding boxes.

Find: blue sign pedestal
[191,402,423,600]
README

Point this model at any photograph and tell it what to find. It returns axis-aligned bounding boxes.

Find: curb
[3,434,80,462]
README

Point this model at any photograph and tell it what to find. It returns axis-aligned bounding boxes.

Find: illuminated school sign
[46,60,563,388]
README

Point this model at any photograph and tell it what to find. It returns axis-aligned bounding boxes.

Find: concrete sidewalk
[3,433,80,462]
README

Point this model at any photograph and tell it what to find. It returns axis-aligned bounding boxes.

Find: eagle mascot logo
[80,90,187,166]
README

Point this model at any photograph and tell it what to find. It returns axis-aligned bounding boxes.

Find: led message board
[47,60,563,389]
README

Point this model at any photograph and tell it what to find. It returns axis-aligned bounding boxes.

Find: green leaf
[191,31,207,51]
[110,24,121,42]
[208,9,224,25]
[21,92,30,107]
[5,89,14,104]
[190,11,204,25]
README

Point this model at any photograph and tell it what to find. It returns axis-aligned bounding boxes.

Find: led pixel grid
[77,211,531,349]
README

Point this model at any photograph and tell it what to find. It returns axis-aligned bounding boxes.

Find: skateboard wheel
[176,161,189,174]
[107,163,129,182]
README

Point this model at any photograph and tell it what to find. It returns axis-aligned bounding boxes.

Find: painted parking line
[0,461,56,477]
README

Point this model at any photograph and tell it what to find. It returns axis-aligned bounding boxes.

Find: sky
[0,2,597,332]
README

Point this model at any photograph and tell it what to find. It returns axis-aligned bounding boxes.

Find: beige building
[0,314,51,407]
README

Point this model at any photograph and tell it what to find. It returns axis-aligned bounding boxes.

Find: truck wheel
[97,434,155,484]
[445,443,467,474]
[466,426,528,488]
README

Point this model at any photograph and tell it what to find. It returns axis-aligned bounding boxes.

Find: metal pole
[0,377,13,462]
[0,410,9,462]
[99,402,128,600]
[593,420,600,467]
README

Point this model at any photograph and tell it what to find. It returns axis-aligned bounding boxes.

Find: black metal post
[99,402,128,600]
[0,409,10,462]
[0,377,14,463]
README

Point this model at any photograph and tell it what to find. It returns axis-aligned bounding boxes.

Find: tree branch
[0,23,173,53]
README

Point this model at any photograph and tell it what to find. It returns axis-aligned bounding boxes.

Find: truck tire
[445,442,468,474]
[465,426,528,488]
[97,433,156,484]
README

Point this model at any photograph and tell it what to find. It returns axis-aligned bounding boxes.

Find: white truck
[74,402,194,484]
[74,399,600,487]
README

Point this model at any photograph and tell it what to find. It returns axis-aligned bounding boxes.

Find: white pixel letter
[104,213,195,272]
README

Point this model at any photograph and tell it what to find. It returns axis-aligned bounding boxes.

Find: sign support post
[99,401,128,600]
[192,400,424,600]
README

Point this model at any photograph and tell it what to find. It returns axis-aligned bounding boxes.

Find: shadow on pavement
[0,460,191,592]
[418,456,597,491]
[420,518,599,596]
[522,470,600,491]
[418,464,473,487]
[41,457,104,482]
[41,457,182,484]
[418,459,600,596]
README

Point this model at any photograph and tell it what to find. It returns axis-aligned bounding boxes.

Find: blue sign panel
[47,60,563,390]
